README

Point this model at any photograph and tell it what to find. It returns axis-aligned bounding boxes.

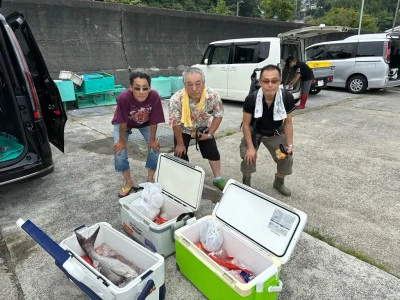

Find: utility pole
[358,0,365,35]
[392,0,400,32]
[237,0,244,16]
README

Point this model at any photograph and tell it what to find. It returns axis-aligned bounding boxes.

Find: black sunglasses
[133,86,150,91]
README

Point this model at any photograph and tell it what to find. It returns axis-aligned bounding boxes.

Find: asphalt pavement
[0,87,400,299]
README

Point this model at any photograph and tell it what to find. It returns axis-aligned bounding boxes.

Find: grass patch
[305,228,389,272]
[225,131,236,136]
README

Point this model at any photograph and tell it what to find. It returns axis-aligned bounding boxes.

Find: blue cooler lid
[155,153,205,212]
[212,179,307,264]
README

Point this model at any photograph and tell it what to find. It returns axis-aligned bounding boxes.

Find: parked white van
[306,32,400,93]
[192,25,349,102]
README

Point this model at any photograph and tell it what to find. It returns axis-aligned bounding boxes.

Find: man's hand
[244,148,257,165]
[113,140,127,155]
[285,145,293,154]
[174,144,186,157]
[198,133,211,141]
[148,139,160,152]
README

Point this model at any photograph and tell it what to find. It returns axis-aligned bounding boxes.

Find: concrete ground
[0,87,399,299]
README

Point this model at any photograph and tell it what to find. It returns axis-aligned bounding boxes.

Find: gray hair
[182,67,205,83]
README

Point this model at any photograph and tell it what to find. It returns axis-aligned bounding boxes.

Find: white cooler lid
[155,153,205,211]
[213,179,307,264]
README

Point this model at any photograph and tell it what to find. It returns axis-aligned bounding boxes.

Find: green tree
[309,7,378,31]
[310,0,399,31]
[259,0,295,21]
[211,0,234,15]
[224,0,260,18]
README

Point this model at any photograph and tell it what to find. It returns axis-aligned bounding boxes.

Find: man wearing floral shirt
[168,67,226,191]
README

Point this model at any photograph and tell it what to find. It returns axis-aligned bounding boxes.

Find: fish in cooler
[75,226,138,286]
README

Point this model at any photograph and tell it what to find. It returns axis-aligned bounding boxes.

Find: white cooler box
[120,153,205,257]
[17,220,165,300]
[174,180,307,300]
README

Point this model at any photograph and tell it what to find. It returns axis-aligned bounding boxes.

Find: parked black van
[0,12,66,185]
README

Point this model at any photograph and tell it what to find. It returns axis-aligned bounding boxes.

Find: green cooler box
[174,179,307,300]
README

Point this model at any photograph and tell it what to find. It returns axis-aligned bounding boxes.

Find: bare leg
[122,170,133,189]
[147,169,155,183]
[208,160,221,178]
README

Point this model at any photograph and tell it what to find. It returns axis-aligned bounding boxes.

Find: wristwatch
[207,134,213,139]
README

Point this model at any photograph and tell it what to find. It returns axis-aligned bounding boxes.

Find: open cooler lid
[155,153,205,211]
[213,180,307,264]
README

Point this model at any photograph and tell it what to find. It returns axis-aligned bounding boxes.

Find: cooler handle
[255,264,279,293]
[16,219,69,265]
[171,212,195,240]
[137,279,155,300]
[267,280,283,293]
[73,224,86,232]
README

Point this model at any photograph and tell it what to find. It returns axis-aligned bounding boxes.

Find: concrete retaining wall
[1,0,352,85]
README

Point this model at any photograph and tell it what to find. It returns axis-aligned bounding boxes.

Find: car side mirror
[204,58,209,65]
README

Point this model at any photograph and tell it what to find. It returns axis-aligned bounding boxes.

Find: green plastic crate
[169,76,184,94]
[74,85,126,108]
[75,72,115,95]
[54,80,76,101]
[151,76,171,98]
[74,93,98,109]
[54,79,76,110]
[104,85,126,102]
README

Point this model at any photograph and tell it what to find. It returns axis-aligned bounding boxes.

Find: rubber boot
[273,176,291,196]
[242,176,251,187]
[295,93,308,109]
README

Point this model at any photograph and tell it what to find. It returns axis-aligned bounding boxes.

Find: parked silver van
[306,32,400,93]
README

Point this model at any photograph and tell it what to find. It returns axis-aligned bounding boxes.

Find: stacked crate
[75,72,120,109]
[55,73,187,109]
[55,72,126,109]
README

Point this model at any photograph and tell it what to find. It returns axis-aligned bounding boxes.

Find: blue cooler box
[17,219,165,300]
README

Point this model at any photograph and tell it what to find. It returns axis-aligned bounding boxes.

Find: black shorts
[174,133,220,161]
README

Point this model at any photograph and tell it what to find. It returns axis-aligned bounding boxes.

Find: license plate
[317,80,324,86]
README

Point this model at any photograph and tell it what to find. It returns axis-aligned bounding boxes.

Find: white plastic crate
[59,70,83,86]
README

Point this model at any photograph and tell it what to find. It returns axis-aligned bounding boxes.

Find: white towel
[254,85,287,121]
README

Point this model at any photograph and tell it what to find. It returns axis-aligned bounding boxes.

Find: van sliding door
[202,45,230,98]
[227,43,260,101]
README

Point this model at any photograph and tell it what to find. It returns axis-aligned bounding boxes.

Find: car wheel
[347,75,367,94]
[309,87,321,95]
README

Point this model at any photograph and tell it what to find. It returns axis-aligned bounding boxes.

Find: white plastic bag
[200,219,223,252]
[130,183,164,220]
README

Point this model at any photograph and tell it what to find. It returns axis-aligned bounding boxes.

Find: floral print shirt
[168,88,224,135]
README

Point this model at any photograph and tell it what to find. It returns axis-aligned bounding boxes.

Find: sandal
[118,185,144,198]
